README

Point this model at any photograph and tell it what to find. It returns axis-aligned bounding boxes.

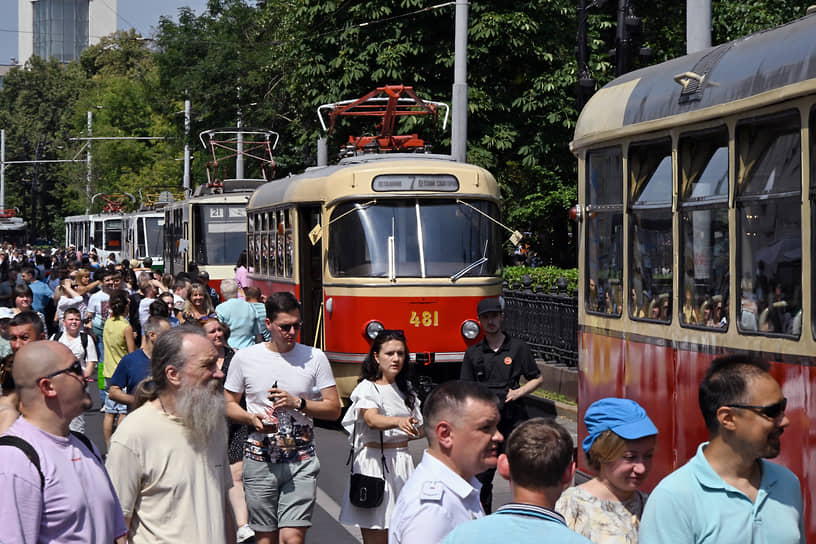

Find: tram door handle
[387,235,396,282]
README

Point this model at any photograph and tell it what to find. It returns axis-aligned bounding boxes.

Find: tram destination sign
[372,174,459,192]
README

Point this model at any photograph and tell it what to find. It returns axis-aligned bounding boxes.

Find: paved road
[84,388,578,542]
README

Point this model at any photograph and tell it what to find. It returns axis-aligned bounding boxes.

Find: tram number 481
[409,311,439,327]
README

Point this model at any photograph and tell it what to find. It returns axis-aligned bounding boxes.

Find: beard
[176,378,226,451]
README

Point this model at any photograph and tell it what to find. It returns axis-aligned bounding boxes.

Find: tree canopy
[0,0,808,253]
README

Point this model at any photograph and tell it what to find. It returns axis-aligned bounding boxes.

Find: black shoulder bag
[347,414,389,508]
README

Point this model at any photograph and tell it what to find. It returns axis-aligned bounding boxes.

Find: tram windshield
[329,199,501,279]
[140,217,164,258]
[194,204,247,265]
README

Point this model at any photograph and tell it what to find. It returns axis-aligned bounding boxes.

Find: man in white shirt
[389,380,503,543]
[51,308,98,433]
[225,291,341,544]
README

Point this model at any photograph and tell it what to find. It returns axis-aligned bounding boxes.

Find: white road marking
[316,486,363,543]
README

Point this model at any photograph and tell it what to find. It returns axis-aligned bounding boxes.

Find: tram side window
[585,147,623,316]
[285,209,294,278]
[736,110,801,337]
[679,127,729,329]
[629,139,673,323]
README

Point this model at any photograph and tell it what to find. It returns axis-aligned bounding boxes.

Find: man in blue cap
[460,296,544,513]
[639,355,804,543]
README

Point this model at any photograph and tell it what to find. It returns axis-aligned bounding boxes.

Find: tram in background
[246,86,512,399]
[162,129,277,287]
[572,12,816,539]
[64,214,124,262]
[0,209,27,247]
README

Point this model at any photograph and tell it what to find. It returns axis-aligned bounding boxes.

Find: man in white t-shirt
[51,308,98,433]
[225,291,341,544]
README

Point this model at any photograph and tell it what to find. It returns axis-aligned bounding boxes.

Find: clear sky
[0,0,210,65]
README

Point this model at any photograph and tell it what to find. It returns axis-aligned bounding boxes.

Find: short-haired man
[244,286,271,342]
[216,279,261,349]
[639,355,804,543]
[460,297,544,513]
[443,418,592,544]
[389,380,503,543]
[172,277,190,312]
[51,308,98,433]
[106,327,236,542]
[225,291,341,544]
[108,317,172,410]
[21,266,53,315]
[87,270,121,405]
[0,341,128,542]
[199,270,221,306]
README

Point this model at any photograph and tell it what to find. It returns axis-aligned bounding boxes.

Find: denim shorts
[102,379,128,415]
[243,456,321,532]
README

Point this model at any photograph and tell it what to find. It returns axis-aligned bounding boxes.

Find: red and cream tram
[573,12,816,539]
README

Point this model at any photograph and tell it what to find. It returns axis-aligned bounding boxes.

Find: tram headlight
[365,320,385,340]
[461,320,480,340]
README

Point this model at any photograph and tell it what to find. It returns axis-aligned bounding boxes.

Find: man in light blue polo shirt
[443,418,591,544]
[639,354,804,543]
[215,279,261,349]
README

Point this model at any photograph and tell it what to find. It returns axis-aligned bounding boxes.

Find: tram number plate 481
[409,311,439,327]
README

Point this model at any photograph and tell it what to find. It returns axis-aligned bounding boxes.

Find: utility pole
[86,111,92,214]
[687,0,711,53]
[183,99,191,193]
[451,0,468,163]
[236,87,244,179]
[1,130,5,211]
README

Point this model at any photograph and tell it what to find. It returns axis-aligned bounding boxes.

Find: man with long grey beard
[106,326,237,544]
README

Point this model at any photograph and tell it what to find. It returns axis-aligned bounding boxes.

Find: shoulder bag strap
[0,436,45,489]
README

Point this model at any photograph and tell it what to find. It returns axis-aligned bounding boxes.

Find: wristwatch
[298,397,306,411]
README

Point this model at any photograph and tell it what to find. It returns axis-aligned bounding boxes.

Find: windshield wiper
[450,256,488,282]
[450,240,490,283]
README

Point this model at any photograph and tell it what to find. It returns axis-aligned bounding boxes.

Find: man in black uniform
[460,297,544,513]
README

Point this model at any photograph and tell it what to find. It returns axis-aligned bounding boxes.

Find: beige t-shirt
[106,401,232,543]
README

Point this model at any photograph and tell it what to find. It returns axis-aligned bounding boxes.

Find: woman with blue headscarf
[556,398,658,543]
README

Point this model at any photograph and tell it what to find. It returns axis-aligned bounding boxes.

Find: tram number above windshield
[409,311,439,328]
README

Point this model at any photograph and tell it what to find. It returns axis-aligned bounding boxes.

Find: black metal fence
[502,275,579,367]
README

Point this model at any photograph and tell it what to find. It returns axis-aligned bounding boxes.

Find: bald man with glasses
[0,341,127,543]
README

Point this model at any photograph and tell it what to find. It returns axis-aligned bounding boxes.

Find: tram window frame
[812,106,816,340]
[735,109,802,339]
[628,137,673,324]
[585,146,624,318]
[678,126,730,331]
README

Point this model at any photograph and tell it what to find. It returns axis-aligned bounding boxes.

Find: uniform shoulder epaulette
[420,481,444,502]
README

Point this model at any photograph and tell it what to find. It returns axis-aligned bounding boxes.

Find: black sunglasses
[41,360,84,381]
[726,397,787,420]
[274,321,302,332]
[200,313,219,322]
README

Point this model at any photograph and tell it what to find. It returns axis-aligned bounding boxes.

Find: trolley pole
[183,99,191,193]
[687,0,711,53]
[451,0,468,163]
[86,111,92,214]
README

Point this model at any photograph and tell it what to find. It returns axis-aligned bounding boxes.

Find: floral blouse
[555,485,648,544]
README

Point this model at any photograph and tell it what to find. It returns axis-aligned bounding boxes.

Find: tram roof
[572,11,816,150]
[248,154,498,210]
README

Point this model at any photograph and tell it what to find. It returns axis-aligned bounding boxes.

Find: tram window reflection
[629,139,672,323]
[328,199,500,278]
[585,147,623,317]
[735,110,801,338]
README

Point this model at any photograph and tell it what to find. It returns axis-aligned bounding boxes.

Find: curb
[553,399,578,421]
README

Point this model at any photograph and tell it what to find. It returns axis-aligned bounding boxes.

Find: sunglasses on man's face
[274,321,302,332]
[41,360,84,381]
[726,397,787,420]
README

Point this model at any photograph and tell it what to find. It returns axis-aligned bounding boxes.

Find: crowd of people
[0,242,806,544]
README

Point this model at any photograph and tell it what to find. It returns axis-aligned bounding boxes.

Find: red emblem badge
[504,357,512,365]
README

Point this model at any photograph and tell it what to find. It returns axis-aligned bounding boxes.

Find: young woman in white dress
[340,330,424,544]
